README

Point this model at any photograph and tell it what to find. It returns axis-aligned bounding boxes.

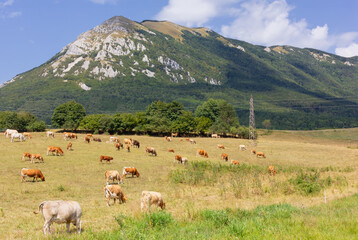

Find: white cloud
[7,11,20,18]
[155,0,238,27]
[0,0,14,8]
[335,43,358,58]
[90,0,117,4]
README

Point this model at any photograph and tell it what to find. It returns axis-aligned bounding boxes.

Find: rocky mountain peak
[92,16,139,34]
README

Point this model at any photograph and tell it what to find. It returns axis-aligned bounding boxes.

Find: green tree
[171,111,196,133]
[262,119,272,129]
[51,101,86,130]
[195,116,213,134]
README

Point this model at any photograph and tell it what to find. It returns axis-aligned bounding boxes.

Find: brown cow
[115,143,123,151]
[231,160,240,165]
[268,166,277,176]
[67,142,73,150]
[145,147,157,156]
[168,149,175,153]
[256,152,266,158]
[126,145,130,152]
[132,139,140,148]
[47,146,64,156]
[93,137,102,142]
[217,144,225,149]
[122,167,140,178]
[174,155,182,164]
[197,149,209,158]
[221,153,228,161]
[21,168,45,182]
[104,185,127,206]
[84,136,90,143]
[251,149,256,154]
[22,152,32,161]
[100,155,113,163]
[31,154,44,163]
[86,134,93,138]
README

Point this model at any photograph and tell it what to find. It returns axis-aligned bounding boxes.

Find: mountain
[1,16,358,129]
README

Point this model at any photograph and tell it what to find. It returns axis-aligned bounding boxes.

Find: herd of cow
[4,129,276,235]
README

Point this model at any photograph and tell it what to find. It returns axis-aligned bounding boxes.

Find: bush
[201,209,231,225]
[290,170,323,195]
[144,211,173,228]
[26,121,46,132]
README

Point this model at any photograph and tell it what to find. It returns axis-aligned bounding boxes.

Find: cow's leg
[76,219,81,234]
[43,218,54,235]
[66,222,70,233]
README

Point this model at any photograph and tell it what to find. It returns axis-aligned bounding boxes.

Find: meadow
[0,129,358,239]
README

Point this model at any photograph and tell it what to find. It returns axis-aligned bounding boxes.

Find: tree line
[51,99,252,138]
[0,111,46,132]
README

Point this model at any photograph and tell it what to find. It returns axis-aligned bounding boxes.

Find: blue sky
[1,0,358,84]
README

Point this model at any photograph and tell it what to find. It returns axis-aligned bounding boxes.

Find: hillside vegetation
[1,128,357,238]
[0,16,358,129]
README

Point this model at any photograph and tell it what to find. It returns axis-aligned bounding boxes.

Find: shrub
[290,170,323,195]
[201,209,231,226]
[144,211,173,228]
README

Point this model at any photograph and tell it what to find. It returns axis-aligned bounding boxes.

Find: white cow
[11,133,25,142]
[141,191,166,212]
[239,145,247,151]
[105,170,122,185]
[34,200,82,235]
[46,131,55,138]
[5,129,18,138]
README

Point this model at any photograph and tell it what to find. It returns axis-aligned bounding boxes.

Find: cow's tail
[33,201,46,214]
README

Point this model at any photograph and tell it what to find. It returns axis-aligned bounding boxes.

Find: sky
[1,0,358,84]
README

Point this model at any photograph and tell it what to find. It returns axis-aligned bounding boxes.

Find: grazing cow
[124,138,132,145]
[141,191,165,212]
[185,138,190,141]
[145,147,157,156]
[239,145,247,151]
[197,149,209,158]
[211,133,218,138]
[221,153,229,162]
[23,132,32,139]
[268,166,277,176]
[104,185,127,206]
[231,160,240,165]
[115,143,123,151]
[181,157,188,164]
[166,137,172,142]
[46,131,55,138]
[122,167,140,178]
[189,139,196,144]
[11,133,25,142]
[100,155,113,163]
[22,152,32,161]
[126,145,130,152]
[251,149,256,154]
[132,139,140,148]
[174,155,182,164]
[86,134,93,138]
[64,133,77,141]
[47,146,64,156]
[21,168,45,182]
[93,137,102,142]
[168,149,175,153]
[34,200,82,235]
[105,170,122,185]
[171,132,178,137]
[84,136,90,143]
[5,129,18,138]
[31,154,44,163]
[217,144,225,149]
[256,152,266,158]
[67,142,73,151]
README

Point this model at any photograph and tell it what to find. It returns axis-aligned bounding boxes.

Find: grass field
[0,129,358,239]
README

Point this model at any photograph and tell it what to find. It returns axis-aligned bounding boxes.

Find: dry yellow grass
[0,130,357,238]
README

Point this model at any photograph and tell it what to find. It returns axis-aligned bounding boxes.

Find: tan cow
[67,142,73,151]
[104,185,127,206]
[34,200,82,235]
[168,149,175,153]
[124,138,132,145]
[105,170,122,184]
[256,152,266,158]
[22,152,32,161]
[251,149,256,154]
[221,153,229,161]
[23,132,32,139]
[189,139,196,144]
[21,168,45,182]
[100,155,113,163]
[141,191,165,212]
[174,155,182,164]
[171,132,178,137]
[84,136,90,143]
[145,147,157,156]
[31,154,44,163]
[122,167,140,178]
[47,146,64,156]
[239,145,247,151]
[217,144,225,149]
[126,145,130,152]
[46,131,55,138]
[86,134,93,138]
[268,166,277,176]
[115,143,123,150]
[197,149,209,158]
